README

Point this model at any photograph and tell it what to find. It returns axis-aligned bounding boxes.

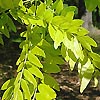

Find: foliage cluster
[0,0,100,100]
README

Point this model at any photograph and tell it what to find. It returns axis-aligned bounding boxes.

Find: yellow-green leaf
[44,9,53,22]
[23,69,37,88]
[14,72,21,85]
[1,78,15,90]
[18,89,23,100]
[2,86,13,100]
[31,46,46,58]
[17,62,24,72]
[36,3,46,18]
[21,79,31,100]
[28,53,43,68]
[26,62,43,79]
[54,29,64,49]
[38,84,56,99]
[48,23,56,40]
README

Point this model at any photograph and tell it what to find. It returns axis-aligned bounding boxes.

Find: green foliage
[85,0,100,11]
[1,0,100,100]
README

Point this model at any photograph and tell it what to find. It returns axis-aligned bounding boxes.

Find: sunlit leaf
[63,33,74,51]
[14,72,21,85]
[74,37,84,60]
[21,79,31,100]
[29,19,45,27]
[18,89,23,100]
[55,0,63,14]
[38,84,56,99]
[31,46,46,58]
[44,9,53,22]
[80,64,94,93]
[36,3,46,18]
[77,27,89,36]
[28,5,36,14]
[2,86,13,100]
[52,16,66,26]
[80,58,91,76]
[48,23,56,40]
[1,78,15,90]
[54,29,63,49]
[69,58,76,71]
[65,11,74,21]
[72,19,84,27]
[23,69,37,88]
[28,52,43,68]
[26,62,43,79]
[13,83,20,100]
[17,62,24,72]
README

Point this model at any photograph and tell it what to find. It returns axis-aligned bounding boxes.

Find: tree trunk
[81,10,100,43]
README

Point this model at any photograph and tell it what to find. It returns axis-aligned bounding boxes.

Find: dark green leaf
[3,26,10,38]
[88,52,100,62]
[43,73,60,91]
[83,36,97,47]
[92,60,100,69]
[0,0,14,9]
[7,16,16,32]
[77,36,92,51]
[0,35,4,45]
[85,0,97,11]
[43,63,61,73]
[46,0,52,6]
[61,6,76,16]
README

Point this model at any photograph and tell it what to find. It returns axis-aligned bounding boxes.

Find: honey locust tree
[1,0,100,100]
